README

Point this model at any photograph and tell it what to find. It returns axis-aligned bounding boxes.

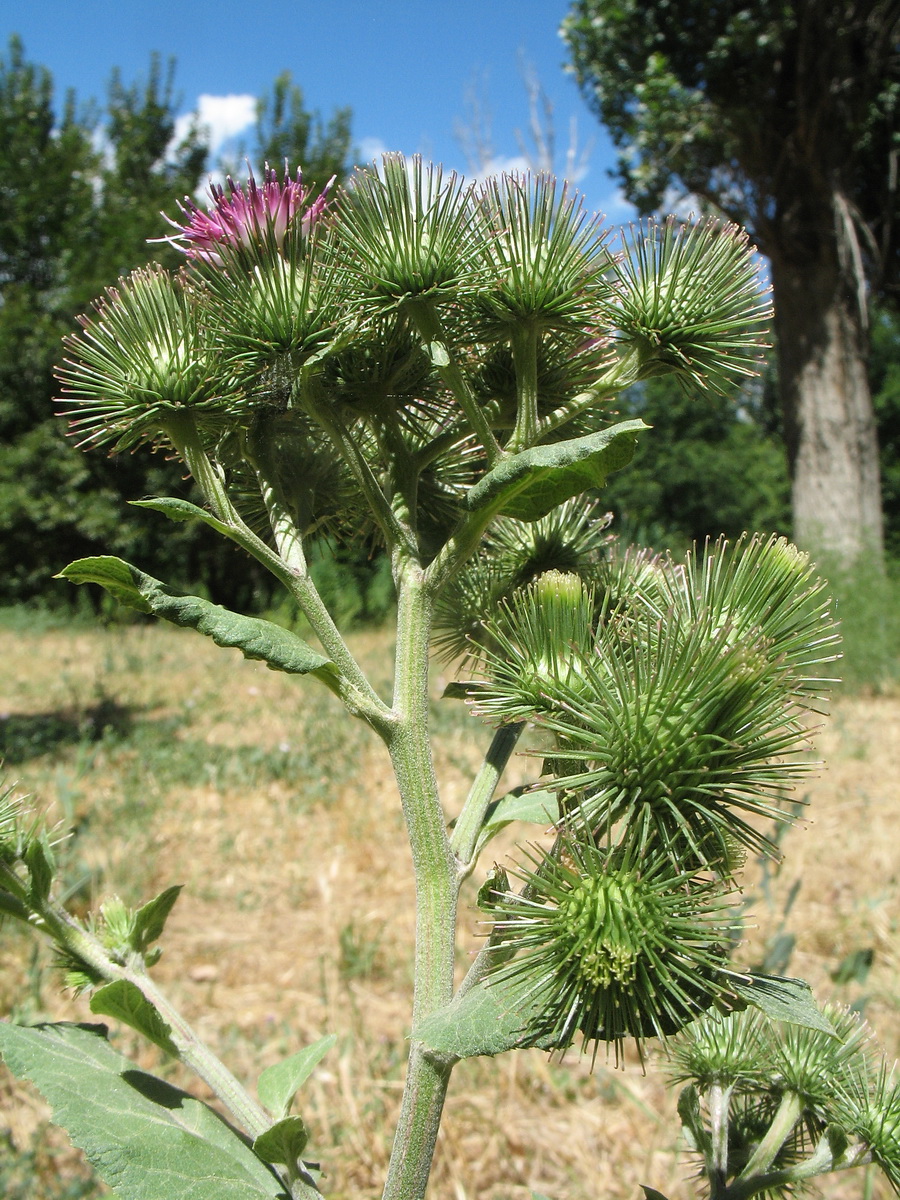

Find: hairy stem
[381,560,459,1200]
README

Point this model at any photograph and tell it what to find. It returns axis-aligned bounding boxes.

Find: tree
[562,0,900,564]
[0,41,357,608]
[250,70,353,195]
[603,373,790,548]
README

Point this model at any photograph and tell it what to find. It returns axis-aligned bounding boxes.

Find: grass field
[1,615,899,1200]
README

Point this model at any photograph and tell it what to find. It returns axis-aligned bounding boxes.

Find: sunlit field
[1,617,899,1200]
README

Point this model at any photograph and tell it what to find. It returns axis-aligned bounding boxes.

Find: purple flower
[162,164,333,262]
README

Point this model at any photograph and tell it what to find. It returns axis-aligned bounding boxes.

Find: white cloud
[357,136,391,164]
[173,94,257,159]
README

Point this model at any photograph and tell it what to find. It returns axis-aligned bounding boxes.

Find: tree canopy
[0,38,356,607]
[562,0,900,563]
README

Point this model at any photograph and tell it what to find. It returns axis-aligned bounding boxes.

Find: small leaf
[257,1035,337,1119]
[58,557,339,685]
[253,1116,308,1166]
[475,788,560,857]
[418,972,557,1059]
[130,497,233,537]
[477,865,510,911]
[90,981,179,1056]
[0,1021,290,1200]
[441,680,489,700]
[727,973,836,1034]
[131,885,183,954]
[24,837,55,905]
[463,419,645,522]
[677,1084,712,1157]
[641,1188,672,1200]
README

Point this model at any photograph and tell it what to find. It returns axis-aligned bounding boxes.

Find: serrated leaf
[90,981,179,1056]
[253,1116,308,1166]
[57,557,339,685]
[0,1021,289,1200]
[475,788,560,857]
[257,1035,337,1119]
[418,972,556,1059]
[727,973,836,1034]
[463,419,645,522]
[131,885,183,954]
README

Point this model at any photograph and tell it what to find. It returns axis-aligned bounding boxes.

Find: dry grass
[1,619,899,1200]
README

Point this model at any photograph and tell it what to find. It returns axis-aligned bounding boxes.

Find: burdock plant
[0,155,893,1200]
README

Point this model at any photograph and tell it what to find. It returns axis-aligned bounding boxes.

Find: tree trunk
[770,240,884,567]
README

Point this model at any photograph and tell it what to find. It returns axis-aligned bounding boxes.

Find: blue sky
[3,0,634,222]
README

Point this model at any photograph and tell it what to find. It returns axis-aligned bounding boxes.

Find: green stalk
[381,560,459,1200]
[165,411,391,731]
[509,324,540,452]
[406,299,503,465]
[736,1090,804,1182]
[708,1082,733,1200]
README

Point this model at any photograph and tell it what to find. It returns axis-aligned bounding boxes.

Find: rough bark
[769,213,884,567]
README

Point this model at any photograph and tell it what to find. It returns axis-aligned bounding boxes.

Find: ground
[1,619,898,1199]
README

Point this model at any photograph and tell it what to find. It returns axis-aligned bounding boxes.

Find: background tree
[604,372,791,548]
[562,0,900,564]
[250,69,352,194]
[0,39,357,609]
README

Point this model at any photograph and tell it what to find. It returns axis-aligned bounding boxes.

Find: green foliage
[0,1023,288,1200]
[604,374,790,549]
[250,70,353,197]
[0,38,356,610]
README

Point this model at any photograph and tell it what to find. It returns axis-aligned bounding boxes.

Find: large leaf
[727,973,836,1034]
[257,1035,337,1120]
[57,557,339,686]
[0,1021,289,1200]
[418,972,556,1059]
[463,419,646,522]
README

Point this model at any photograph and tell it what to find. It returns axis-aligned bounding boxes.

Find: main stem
[381,561,459,1200]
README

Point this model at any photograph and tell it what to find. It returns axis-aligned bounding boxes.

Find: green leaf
[475,788,560,857]
[463,419,645,522]
[253,1116,309,1166]
[24,837,55,905]
[57,557,339,685]
[130,497,234,537]
[676,1084,712,1157]
[0,1021,289,1200]
[641,1188,672,1200]
[418,972,556,1059]
[257,1035,337,1119]
[131,885,183,954]
[830,947,874,986]
[728,973,836,1034]
[89,981,179,1056]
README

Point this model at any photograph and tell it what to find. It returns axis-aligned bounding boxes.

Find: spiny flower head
[162,164,332,263]
[485,830,738,1058]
